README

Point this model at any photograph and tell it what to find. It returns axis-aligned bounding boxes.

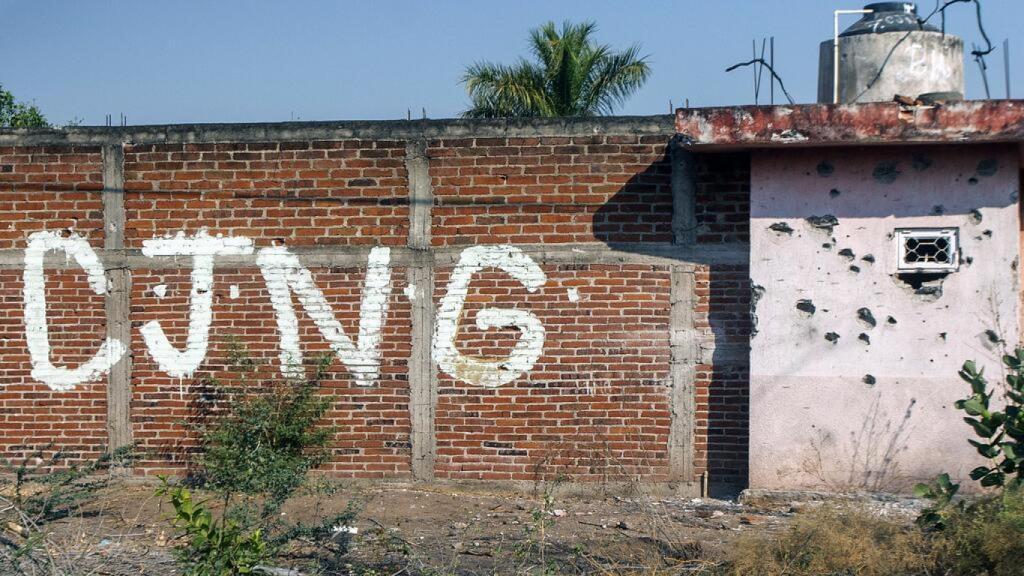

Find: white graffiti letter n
[256,245,392,384]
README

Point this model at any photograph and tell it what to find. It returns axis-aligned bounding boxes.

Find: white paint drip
[566,287,580,303]
[229,284,240,300]
[22,231,127,391]
[140,229,254,378]
[152,284,168,298]
[433,245,546,387]
[257,245,392,384]
[403,284,417,301]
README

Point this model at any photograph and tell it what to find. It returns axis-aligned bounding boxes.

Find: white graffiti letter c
[22,231,127,391]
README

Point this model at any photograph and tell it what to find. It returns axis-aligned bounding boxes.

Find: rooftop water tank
[817,2,964,103]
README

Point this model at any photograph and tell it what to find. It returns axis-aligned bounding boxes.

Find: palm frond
[462,20,647,118]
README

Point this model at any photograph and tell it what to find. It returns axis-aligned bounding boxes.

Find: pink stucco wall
[750,144,1020,492]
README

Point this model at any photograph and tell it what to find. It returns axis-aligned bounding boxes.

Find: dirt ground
[30,479,812,575]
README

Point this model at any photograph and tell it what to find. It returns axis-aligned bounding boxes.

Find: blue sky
[3,0,1022,125]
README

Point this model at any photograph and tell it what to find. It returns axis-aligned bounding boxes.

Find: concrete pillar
[669,137,699,488]
[405,139,438,481]
[102,143,132,474]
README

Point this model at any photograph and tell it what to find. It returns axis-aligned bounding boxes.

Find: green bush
[160,351,357,573]
[0,445,134,571]
[935,485,1024,576]
[952,352,1024,488]
[715,505,938,576]
[197,356,333,510]
[157,480,267,576]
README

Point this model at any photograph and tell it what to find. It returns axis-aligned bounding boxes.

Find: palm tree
[462,21,651,118]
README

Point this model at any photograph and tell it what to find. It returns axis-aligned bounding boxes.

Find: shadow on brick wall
[592,148,752,498]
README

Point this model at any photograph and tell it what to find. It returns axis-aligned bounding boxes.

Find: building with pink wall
[678,100,1024,492]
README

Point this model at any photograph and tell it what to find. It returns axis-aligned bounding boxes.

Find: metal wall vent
[894,228,959,272]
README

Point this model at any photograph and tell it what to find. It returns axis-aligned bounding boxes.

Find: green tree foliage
[462,21,650,118]
[0,84,49,128]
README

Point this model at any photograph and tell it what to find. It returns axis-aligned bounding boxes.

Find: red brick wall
[0,146,107,466]
[129,266,411,477]
[429,136,673,245]
[0,146,103,247]
[434,264,672,481]
[123,141,408,246]
[0,269,109,464]
[0,133,750,490]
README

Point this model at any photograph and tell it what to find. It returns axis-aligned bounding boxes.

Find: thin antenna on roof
[407,109,411,121]
[1004,39,1011,99]
[669,99,673,113]
[770,37,775,105]
[422,107,427,119]
[750,38,768,104]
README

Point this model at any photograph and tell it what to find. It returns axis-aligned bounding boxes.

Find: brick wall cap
[0,116,675,147]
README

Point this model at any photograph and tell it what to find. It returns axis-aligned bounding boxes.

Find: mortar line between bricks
[101,143,133,472]
[0,243,749,270]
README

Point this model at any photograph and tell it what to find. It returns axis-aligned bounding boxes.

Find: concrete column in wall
[670,136,699,246]
[668,266,699,486]
[405,139,438,481]
[669,136,701,489]
[102,144,133,473]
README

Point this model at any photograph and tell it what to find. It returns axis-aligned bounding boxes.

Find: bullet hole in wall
[895,272,947,301]
[817,161,834,176]
[976,158,999,177]
[806,214,838,234]
[863,374,877,385]
[857,307,877,328]
[861,254,875,264]
[796,300,816,316]
[829,188,841,198]
[858,333,870,345]
[911,154,932,171]
[751,284,765,338]
[969,209,983,224]
[769,222,794,235]
[873,161,901,184]
[838,248,855,260]
[825,332,840,343]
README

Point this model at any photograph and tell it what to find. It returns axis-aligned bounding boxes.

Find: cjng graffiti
[22,230,547,391]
